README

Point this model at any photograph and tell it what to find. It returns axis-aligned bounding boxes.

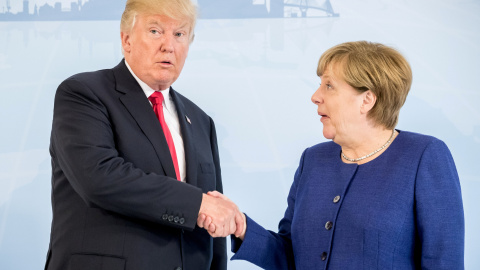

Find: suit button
[174,216,180,223]
[174,267,182,270]
[162,214,169,220]
[321,252,327,261]
[168,215,174,222]
[333,195,341,203]
[179,218,185,224]
[325,221,333,230]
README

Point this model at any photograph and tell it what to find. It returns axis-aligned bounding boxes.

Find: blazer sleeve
[229,150,307,270]
[51,77,203,230]
[209,118,228,270]
[415,138,465,269]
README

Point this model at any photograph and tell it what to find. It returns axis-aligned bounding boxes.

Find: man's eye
[150,30,159,34]
[175,32,184,37]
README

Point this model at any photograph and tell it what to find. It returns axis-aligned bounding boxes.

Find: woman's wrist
[238,213,247,240]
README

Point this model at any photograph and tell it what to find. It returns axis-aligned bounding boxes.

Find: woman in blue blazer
[203,41,465,269]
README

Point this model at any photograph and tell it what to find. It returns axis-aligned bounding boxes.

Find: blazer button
[179,218,185,224]
[333,195,341,203]
[168,215,174,222]
[174,216,180,223]
[321,252,327,261]
[325,221,333,230]
[162,214,169,220]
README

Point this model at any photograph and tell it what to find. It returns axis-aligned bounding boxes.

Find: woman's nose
[311,86,322,105]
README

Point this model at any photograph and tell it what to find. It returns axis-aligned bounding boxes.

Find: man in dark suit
[45,1,243,269]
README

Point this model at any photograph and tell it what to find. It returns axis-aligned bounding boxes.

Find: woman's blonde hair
[317,41,412,129]
[120,0,197,42]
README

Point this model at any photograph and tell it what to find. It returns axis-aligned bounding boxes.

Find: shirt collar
[125,60,172,108]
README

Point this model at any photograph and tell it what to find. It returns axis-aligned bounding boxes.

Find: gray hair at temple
[120,0,197,42]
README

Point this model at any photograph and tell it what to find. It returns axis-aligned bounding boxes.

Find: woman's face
[311,64,366,143]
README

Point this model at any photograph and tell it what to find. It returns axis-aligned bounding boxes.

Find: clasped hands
[197,191,246,239]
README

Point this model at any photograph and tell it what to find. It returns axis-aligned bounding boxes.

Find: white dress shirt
[125,61,186,182]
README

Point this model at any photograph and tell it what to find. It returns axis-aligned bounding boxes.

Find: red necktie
[148,92,181,181]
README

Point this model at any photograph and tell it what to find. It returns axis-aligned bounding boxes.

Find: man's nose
[160,34,175,52]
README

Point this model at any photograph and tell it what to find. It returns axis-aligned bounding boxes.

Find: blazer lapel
[170,89,198,187]
[112,60,177,179]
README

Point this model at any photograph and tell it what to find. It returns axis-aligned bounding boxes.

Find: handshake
[197,191,246,239]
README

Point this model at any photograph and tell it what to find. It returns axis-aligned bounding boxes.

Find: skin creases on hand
[197,191,245,238]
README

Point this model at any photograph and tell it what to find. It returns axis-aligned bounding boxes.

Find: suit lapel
[112,60,177,179]
[170,89,198,187]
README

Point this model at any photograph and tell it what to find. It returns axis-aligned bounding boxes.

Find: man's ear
[121,31,131,54]
[361,90,376,114]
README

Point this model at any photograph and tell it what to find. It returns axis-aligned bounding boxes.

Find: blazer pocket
[363,229,379,270]
[68,253,125,270]
[200,162,214,174]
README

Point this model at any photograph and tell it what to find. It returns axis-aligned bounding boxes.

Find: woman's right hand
[198,191,247,239]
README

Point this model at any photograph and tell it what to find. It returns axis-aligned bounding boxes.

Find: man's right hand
[197,191,245,238]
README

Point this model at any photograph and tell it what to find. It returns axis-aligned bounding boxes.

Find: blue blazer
[232,131,464,269]
[45,60,226,270]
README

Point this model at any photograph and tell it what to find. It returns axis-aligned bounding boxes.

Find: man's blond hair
[120,0,197,42]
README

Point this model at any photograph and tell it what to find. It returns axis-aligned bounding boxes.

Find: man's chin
[149,76,178,90]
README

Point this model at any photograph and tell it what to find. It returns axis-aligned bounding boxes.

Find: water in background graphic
[0,0,479,269]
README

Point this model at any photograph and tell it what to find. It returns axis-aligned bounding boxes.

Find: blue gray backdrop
[0,0,479,269]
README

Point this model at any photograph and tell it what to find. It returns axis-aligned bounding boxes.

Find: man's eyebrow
[145,20,189,32]
[176,23,189,31]
[146,19,160,26]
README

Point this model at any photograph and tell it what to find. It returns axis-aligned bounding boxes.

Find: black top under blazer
[45,60,226,270]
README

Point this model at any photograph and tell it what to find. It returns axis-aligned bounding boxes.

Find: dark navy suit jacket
[45,60,226,270]
[232,131,464,269]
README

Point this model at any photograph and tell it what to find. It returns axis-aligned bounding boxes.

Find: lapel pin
[185,115,191,124]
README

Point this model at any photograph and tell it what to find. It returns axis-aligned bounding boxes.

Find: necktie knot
[148,91,164,105]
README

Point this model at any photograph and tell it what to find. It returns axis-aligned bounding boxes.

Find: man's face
[122,14,191,90]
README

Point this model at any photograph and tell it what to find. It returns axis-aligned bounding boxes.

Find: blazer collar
[113,60,177,180]
[170,89,198,186]
[112,60,198,186]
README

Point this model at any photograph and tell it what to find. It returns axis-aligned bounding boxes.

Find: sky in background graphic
[1,0,479,269]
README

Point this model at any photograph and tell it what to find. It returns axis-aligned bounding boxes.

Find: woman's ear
[361,90,376,114]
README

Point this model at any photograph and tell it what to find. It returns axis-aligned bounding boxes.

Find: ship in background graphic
[0,0,338,21]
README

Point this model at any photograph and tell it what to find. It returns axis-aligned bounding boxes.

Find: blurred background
[0,0,479,269]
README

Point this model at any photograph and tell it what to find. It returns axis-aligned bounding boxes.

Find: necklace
[342,130,396,162]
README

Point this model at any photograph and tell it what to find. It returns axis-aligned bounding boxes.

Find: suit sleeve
[208,117,228,270]
[415,139,465,269]
[51,77,203,230]
[229,150,307,270]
